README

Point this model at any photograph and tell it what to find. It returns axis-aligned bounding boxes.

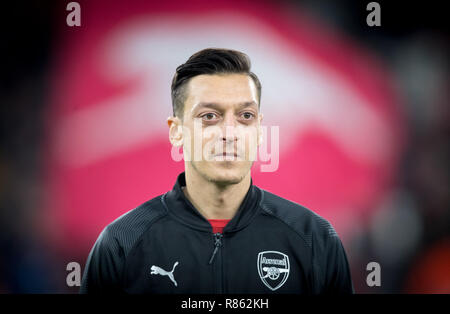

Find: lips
[214,152,239,158]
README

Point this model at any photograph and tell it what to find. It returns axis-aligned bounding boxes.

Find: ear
[257,113,264,147]
[167,116,183,147]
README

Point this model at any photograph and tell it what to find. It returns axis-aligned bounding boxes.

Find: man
[80,48,354,294]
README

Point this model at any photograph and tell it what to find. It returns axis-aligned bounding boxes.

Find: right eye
[201,113,219,121]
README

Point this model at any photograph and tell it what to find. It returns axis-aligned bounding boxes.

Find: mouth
[214,152,239,158]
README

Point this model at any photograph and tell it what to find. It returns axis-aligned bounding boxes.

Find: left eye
[241,112,254,120]
[201,113,218,120]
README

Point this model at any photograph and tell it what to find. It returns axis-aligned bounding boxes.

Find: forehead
[185,74,258,111]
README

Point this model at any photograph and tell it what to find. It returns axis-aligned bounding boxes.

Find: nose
[221,113,238,143]
[222,132,237,144]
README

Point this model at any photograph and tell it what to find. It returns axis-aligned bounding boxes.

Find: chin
[193,161,251,186]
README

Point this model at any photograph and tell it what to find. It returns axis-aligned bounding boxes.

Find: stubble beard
[189,159,253,187]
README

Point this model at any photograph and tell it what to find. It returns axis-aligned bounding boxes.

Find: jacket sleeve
[323,234,354,294]
[79,227,125,294]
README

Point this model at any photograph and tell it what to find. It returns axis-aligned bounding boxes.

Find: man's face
[172,73,262,185]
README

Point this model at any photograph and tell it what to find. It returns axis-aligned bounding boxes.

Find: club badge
[257,251,290,291]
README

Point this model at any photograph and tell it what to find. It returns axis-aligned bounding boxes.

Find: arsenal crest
[257,251,290,291]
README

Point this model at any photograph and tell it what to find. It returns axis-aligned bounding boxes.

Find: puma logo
[150,261,179,287]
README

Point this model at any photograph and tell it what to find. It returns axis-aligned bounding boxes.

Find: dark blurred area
[0,0,448,293]
[1,1,61,292]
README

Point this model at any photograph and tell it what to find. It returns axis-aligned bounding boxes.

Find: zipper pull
[208,233,223,265]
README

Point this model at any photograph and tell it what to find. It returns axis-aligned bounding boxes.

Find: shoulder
[258,188,338,248]
[100,193,168,256]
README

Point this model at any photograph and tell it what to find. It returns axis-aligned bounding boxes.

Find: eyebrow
[191,101,258,113]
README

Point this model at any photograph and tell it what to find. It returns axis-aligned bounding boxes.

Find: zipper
[208,232,224,294]
[208,232,223,264]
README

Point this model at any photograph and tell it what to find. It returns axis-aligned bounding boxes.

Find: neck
[182,168,251,220]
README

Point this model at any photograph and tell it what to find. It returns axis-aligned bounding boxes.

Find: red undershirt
[208,219,231,234]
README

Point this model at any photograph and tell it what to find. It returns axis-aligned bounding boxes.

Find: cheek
[202,127,218,141]
[242,128,259,145]
[240,128,259,160]
[201,125,222,147]
[180,124,197,156]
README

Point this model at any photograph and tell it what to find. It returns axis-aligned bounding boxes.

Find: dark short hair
[171,48,262,118]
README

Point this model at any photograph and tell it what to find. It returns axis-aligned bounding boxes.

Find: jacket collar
[162,172,262,234]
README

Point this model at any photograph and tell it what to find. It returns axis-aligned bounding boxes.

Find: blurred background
[0,0,448,293]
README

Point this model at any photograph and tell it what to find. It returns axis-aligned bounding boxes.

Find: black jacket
[80,172,354,294]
